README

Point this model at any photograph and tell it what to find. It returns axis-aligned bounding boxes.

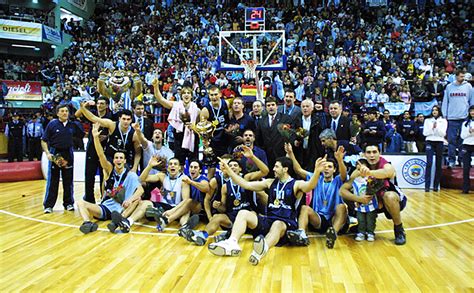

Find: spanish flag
[241,85,268,98]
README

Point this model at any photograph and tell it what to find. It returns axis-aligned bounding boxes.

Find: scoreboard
[245,7,265,31]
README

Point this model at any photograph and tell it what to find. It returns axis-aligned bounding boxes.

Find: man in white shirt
[145,68,157,86]
[133,123,174,175]
[294,99,324,170]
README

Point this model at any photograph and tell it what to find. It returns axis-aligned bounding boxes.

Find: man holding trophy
[41,105,83,214]
[191,116,219,167]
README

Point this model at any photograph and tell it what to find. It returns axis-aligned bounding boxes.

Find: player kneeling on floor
[285,144,348,248]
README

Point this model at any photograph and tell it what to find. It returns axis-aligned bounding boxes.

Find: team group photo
[0,0,473,291]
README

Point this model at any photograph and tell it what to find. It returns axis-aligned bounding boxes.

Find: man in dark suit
[277,89,302,121]
[256,96,295,171]
[133,101,154,140]
[328,101,351,142]
[427,76,445,103]
[327,82,342,102]
[250,100,265,128]
[294,99,324,170]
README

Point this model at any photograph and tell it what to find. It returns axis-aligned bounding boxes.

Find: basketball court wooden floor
[0,180,472,292]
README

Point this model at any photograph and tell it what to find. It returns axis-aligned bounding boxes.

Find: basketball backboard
[217,30,287,74]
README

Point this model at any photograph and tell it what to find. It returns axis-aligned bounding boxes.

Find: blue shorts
[310,213,350,235]
[96,204,112,221]
[98,198,123,220]
[226,210,239,223]
[226,207,252,223]
[249,215,297,246]
[153,201,174,211]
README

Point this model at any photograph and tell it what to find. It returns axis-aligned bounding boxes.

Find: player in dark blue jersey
[200,85,231,178]
[80,101,142,172]
[208,156,326,265]
[181,146,269,246]
[285,143,348,248]
[204,155,233,221]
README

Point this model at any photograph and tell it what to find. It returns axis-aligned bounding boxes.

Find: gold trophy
[191,117,219,166]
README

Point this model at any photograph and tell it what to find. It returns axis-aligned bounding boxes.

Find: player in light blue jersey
[285,142,348,249]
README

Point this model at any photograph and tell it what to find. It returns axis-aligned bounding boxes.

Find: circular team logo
[402,158,426,185]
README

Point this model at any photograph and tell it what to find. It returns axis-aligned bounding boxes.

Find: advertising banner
[0,19,42,42]
[3,80,43,101]
[42,25,62,44]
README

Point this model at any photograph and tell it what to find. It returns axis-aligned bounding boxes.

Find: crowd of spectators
[1,0,473,160]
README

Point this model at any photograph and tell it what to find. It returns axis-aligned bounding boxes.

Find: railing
[0,15,45,24]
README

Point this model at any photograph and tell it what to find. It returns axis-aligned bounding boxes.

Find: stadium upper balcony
[0,14,44,24]
[0,2,56,26]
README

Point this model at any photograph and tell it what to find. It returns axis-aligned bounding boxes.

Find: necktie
[271,115,275,127]
[139,117,143,130]
[33,123,36,137]
[332,120,337,131]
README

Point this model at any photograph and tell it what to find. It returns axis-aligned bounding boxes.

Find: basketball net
[241,60,258,79]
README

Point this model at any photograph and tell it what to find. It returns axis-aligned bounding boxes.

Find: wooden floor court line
[1,208,473,237]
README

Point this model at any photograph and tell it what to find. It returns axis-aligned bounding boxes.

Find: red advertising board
[3,80,42,101]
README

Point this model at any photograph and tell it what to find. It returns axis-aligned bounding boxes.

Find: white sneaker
[208,239,241,257]
[367,233,375,242]
[355,233,365,241]
[44,207,53,214]
[349,216,358,225]
[249,235,269,266]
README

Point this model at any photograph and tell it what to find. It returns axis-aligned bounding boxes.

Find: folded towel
[168,101,199,152]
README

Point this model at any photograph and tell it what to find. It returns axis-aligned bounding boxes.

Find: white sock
[127,218,134,226]
[229,236,237,243]
[299,229,307,238]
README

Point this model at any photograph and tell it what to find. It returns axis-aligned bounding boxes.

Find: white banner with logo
[0,19,42,42]
[385,155,435,189]
[384,102,410,116]
[42,25,62,44]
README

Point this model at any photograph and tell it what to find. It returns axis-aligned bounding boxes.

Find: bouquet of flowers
[277,124,309,142]
[232,145,244,160]
[105,185,126,203]
[226,123,241,137]
[294,127,309,140]
[52,154,68,168]
[366,177,387,195]
[277,123,293,142]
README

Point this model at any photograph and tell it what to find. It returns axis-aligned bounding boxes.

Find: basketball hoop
[241,60,258,79]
